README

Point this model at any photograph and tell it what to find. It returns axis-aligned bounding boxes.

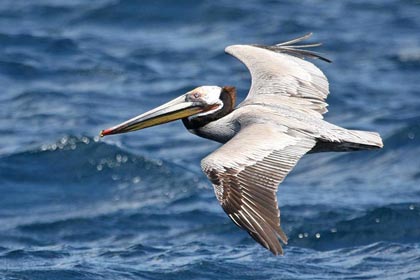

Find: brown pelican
[100,33,383,255]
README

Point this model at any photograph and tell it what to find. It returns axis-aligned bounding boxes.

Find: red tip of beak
[100,128,113,137]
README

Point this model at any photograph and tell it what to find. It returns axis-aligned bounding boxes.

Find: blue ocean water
[0,0,419,279]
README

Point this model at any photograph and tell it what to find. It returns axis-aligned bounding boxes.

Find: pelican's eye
[187,92,202,101]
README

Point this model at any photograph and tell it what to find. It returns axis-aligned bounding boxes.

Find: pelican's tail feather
[344,130,384,150]
[311,130,383,153]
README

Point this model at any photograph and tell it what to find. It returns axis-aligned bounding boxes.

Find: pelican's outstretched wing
[201,124,315,255]
[225,33,331,118]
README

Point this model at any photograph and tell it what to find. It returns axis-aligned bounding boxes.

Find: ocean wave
[287,203,420,250]
[382,123,419,149]
[0,59,40,80]
[1,241,419,280]
[0,135,194,184]
[396,47,420,66]
[0,135,205,230]
[0,32,79,54]
[72,0,213,28]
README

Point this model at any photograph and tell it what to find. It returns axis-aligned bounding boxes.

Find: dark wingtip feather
[253,33,332,63]
[276,32,313,46]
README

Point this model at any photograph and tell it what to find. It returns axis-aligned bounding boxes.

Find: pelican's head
[100,86,236,137]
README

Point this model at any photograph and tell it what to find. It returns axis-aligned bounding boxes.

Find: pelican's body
[101,33,383,255]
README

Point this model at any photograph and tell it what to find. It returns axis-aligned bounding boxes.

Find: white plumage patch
[198,86,222,104]
[193,86,224,117]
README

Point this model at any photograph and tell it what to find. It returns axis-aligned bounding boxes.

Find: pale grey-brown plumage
[101,33,383,255]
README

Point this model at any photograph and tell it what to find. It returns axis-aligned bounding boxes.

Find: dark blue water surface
[1,0,420,279]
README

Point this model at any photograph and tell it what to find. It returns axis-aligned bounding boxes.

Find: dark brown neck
[182,86,236,130]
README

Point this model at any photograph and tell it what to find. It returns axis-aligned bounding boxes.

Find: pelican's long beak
[100,95,205,137]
